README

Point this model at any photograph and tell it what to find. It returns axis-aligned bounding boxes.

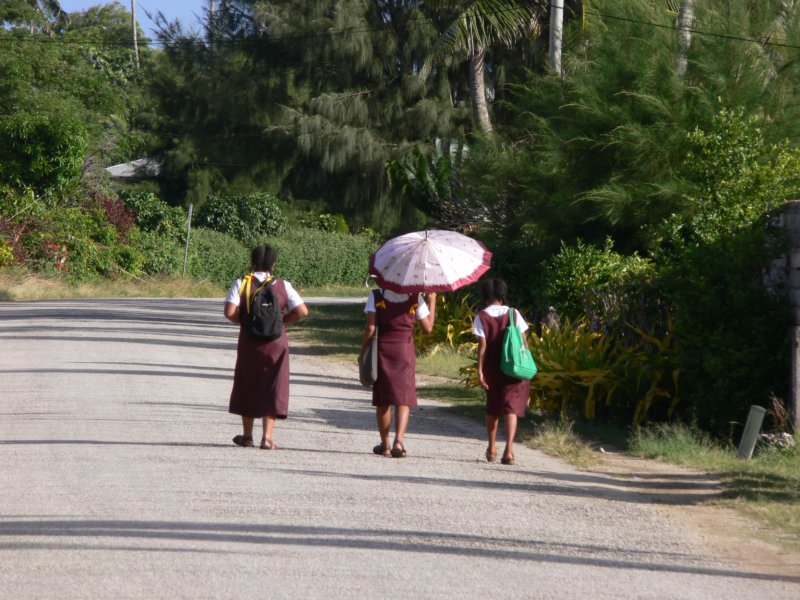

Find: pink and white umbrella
[368,230,492,293]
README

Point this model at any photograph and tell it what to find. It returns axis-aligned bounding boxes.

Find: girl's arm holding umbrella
[418,292,437,333]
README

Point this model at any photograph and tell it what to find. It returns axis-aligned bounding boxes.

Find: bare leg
[503,414,518,462]
[242,416,254,438]
[261,416,277,448]
[232,415,255,446]
[376,406,391,449]
[485,414,499,461]
[394,406,410,449]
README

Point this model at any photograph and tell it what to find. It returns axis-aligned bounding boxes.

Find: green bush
[0,240,14,266]
[298,210,350,234]
[121,191,186,240]
[186,227,248,290]
[544,238,659,332]
[414,291,478,355]
[666,225,789,436]
[659,110,797,436]
[18,204,130,280]
[195,192,287,245]
[129,229,183,276]
[0,111,87,194]
[264,227,378,287]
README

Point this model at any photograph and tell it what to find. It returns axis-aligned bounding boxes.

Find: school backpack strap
[238,273,274,315]
[249,276,275,309]
[237,273,253,306]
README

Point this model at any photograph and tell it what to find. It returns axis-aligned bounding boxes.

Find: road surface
[0,298,798,598]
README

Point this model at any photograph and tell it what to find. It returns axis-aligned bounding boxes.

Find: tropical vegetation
[3,0,800,439]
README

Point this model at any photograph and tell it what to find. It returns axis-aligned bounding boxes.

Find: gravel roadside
[0,297,798,599]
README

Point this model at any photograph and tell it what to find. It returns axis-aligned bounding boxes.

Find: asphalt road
[0,298,798,599]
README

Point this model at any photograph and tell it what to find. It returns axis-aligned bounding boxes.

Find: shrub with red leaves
[0,217,30,263]
[96,193,135,241]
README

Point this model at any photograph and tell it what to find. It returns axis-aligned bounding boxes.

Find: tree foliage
[146,0,471,230]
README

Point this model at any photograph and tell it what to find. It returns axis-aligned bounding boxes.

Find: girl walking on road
[473,278,531,465]
[224,245,308,450]
[360,288,436,458]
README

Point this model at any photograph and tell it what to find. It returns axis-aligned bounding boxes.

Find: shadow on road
[1,518,797,584]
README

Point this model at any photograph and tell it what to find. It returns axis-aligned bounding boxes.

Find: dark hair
[481,278,508,307]
[251,245,277,272]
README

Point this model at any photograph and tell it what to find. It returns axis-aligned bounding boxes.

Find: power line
[583,8,800,51]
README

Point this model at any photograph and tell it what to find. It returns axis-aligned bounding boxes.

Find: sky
[59,1,209,37]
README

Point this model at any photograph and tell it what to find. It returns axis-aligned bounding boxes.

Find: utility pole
[209,0,216,18]
[131,0,140,73]
[548,0,564,76]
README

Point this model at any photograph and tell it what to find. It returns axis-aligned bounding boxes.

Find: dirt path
[0,297,798,598]
[589,450,800,578]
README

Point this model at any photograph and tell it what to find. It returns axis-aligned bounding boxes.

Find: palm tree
[26,0,62,34]
[420,1,547,135]
[675,0,695,77]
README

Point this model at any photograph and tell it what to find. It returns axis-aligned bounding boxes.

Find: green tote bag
[500,308,537,380]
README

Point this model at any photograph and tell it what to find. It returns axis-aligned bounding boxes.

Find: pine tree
[148,0,471,230]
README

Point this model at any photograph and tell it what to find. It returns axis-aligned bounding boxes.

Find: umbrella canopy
[368,230,492,293]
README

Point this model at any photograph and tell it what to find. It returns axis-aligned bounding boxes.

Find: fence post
[182,203,193,277]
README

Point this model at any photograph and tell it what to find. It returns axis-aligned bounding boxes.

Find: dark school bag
[240,274,283,340]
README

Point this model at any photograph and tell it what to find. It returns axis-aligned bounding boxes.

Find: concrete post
[782,200,800,433]
[737,405,767,459]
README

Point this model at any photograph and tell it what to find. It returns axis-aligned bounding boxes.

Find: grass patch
[416,347,474,379]
[0,270,222,301]
[527,420,601,469]
[417,381,485,422]
[630,423,800,548]
[291,301,364,359]
[298,285,372,298]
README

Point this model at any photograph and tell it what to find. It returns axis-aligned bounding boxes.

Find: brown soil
[589,448,800,577]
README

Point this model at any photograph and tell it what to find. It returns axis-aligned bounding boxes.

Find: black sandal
[373,443,391,456]
[260,438,277,450]
[233,435,254,447]
[390,442,407,458]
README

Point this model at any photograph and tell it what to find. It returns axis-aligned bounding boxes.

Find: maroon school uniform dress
[479,308,531,417]
[373,294,419,408]
[229,279,290,419]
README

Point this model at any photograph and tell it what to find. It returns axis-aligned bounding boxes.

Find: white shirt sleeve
[472,307,527,337]
[514,309,529,334]
[472,314,485,338]
[225,278,245,306]
[283,280,304,311]
[364,291,430,319]
[415,293,430,320]
[364,291,376,313]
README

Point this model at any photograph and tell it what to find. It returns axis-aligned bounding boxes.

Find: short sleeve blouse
[364,289,430,320]
[472,305,528,338]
